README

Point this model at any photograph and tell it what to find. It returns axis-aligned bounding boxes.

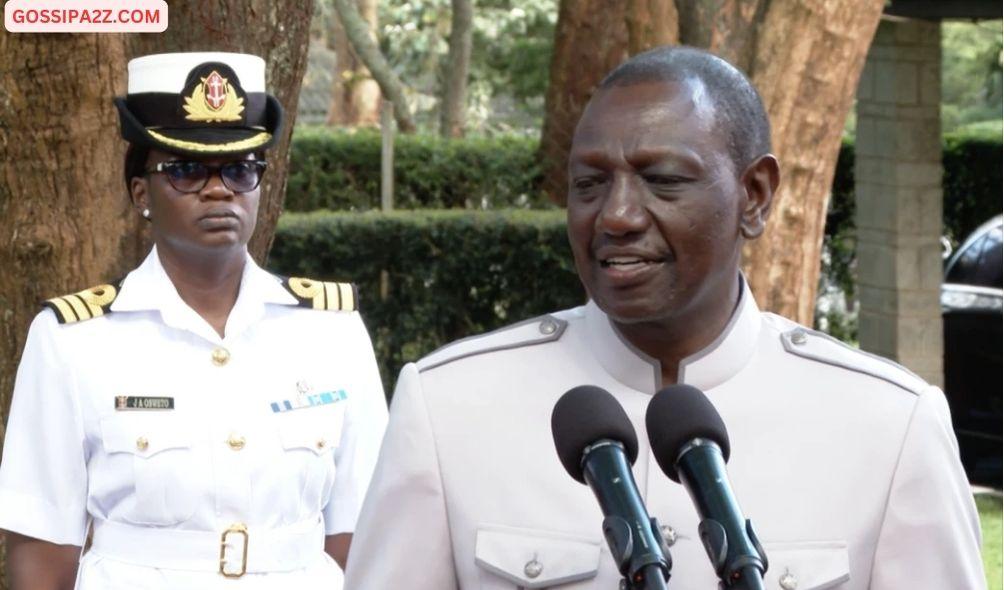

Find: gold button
[227,434,246,451]
[136,437,149,451]
[211,347,230,366]
[316,439,327,450]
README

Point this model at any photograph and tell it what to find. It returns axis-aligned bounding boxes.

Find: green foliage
[267,210,584,389]
[285,127,550,211]
[378,0,556,133]
[941,21,1003,132]
[943,127,1004,245]
[977,494,1003,590]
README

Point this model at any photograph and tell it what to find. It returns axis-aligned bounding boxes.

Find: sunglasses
[145,160,268,193]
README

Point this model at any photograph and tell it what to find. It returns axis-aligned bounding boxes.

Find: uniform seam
[865,387,926,583]
[412,365,461,583]
[419,315,567,373]
[773,320,924,395]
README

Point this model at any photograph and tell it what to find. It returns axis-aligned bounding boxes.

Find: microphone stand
[604,515,671,590]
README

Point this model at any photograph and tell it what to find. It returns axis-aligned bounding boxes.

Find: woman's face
[132,149,262,255]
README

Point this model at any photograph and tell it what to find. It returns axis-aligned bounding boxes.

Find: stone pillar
[855,17,944,386]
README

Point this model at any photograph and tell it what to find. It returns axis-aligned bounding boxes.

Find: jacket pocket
[275,406,346,521]
[762,540,850,590]
[474,524,601,589]
[99,414,197,525]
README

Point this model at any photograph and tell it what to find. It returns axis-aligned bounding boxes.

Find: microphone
[646,384,767,590]
[551,385,671,590]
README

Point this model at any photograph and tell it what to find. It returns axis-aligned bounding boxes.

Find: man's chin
[591,292,674,325]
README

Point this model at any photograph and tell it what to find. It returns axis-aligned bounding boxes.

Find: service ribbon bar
[270,389,348,413]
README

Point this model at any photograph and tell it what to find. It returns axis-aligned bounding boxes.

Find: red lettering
[146,9,160,24]
[12,9,24,24]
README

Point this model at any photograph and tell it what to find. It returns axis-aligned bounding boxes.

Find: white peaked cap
[127,52,266,94]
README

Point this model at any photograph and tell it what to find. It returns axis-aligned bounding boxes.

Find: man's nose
[597,174,649,236]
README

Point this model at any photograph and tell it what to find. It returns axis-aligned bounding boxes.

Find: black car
[941,215,1002,487]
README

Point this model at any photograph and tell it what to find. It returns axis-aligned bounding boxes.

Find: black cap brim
[114,95,284,157]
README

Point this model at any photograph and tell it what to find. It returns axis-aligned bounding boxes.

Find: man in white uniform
[344,47,985,589]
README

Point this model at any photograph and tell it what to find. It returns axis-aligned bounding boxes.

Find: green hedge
[267,210,584,389]
[286,128,551,211]
[943,128,1004,244]
[286,129,1001,245]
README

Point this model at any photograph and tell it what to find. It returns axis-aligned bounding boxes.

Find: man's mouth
[599,256,664,269]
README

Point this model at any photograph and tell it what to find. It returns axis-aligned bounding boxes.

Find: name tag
[271,390,347,413]
[115,396,174,411]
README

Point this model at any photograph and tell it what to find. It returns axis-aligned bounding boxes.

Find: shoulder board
[779,326,927,395]
[44,283,120,325]
[418,314,567,373]
[282,276,358,312]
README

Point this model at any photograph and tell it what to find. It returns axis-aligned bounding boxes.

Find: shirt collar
[111,246,297,340]
[585,274,762,394]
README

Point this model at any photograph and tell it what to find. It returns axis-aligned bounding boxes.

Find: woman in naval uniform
[0,52,388,589]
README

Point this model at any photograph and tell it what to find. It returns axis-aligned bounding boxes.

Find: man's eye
[573,176,604,190]
[644,174,685,186]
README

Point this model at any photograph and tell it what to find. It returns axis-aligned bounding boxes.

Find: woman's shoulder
[274,274,359,313]
[42,282,121,325]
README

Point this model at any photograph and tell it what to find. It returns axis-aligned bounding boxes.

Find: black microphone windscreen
[646,384,731,483]
[551,385,639,484]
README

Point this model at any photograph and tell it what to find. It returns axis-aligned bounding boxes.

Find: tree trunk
[332,0,417,133]
[440,0,474,138]
[540,0,677,200]
[0,4,313,584]
[541,0,885,324]
[326,0,381,127]
[0,33,136,590]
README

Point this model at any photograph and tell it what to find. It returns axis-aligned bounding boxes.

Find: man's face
[566,79,744,325]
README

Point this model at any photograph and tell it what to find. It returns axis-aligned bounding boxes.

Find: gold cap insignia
[183,70,245,123]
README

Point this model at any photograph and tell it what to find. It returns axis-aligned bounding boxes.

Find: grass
[980,494,1003,590]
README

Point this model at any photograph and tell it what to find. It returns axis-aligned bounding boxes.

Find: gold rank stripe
[146,129,272,153]
[44,283,119,324]
[285,277,358,312]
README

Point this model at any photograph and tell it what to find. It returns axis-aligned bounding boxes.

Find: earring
[142,208,151,219]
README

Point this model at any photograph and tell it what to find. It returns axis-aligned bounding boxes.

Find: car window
[946,226,1002,288]
[975,227,1002,288]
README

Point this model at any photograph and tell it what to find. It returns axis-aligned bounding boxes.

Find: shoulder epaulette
[778,324,927,395]
[44,283,120,325]
[282,276,358,312]
[418,314,567,373]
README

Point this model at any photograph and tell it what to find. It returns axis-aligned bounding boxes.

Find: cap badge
[183,70,245,123]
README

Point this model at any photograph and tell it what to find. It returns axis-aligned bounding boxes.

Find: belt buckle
[219,523,249,578]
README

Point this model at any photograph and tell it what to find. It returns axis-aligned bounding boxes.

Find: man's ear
[738,154,780,240]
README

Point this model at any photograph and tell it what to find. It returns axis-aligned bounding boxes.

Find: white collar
[584,275,762,393]
[111,246,297,342]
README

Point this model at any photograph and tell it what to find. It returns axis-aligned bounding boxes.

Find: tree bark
[332,0,417,133]
[0,4,313,584]
[325,0,381,127]
[440,0,474,138]
[540,0,885,324]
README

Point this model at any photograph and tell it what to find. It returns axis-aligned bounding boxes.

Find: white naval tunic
[344,279,984,590]
[0,249,389,589]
